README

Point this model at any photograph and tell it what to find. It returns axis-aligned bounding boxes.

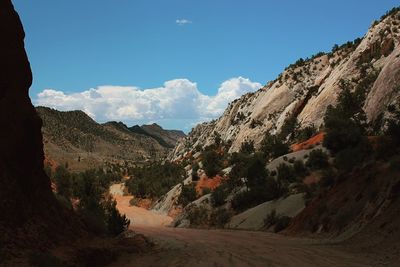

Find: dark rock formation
[0,0,82,261]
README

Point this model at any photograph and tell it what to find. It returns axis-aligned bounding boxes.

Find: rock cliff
[0,0,82,261]
[170,10,400,159]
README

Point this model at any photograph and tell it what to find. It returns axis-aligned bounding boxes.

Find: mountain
[170,9,400,160]
[141,123,186,148]
[37,107,185,172]
[146,8,400,265]
[0,1,83,263]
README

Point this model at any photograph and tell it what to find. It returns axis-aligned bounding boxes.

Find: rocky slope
[170,10,400,159]
[37,107,185,171]
[141,123,186,148]
[0,0,83,263]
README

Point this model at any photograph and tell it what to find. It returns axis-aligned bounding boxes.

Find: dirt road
[110,184,369,267]
[112,226,370,267]
[109,183,173,227]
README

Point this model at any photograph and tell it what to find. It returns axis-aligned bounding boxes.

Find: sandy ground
[109,183,371,267]
[110,183,173,227]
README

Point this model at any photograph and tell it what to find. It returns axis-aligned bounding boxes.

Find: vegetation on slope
[48,165,130,236]
[125,162,186,199]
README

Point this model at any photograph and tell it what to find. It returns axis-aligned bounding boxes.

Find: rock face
[0,0,81,258]
[227,193,305,231]
[170,11,400,159]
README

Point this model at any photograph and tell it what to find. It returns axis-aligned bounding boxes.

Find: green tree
[306,149,329,170]
[240,140,255,154]
[178,184,197,207]
[54,165,72,198]
[260,133,289,160]
[202,150,222,177]
[104,197,130,236]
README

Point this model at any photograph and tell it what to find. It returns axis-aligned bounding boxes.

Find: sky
[13,0,399,132]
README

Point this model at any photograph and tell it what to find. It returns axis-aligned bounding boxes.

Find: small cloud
[176,19,192,26]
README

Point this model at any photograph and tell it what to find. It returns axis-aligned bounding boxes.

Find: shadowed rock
[0,0,82,259]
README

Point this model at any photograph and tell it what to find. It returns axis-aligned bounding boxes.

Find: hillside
[170,8,400,159]
[37,107,185,172]
[141,123,186,148]
[134,7,400,265]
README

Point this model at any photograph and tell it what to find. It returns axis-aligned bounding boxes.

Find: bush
[210,208,232,227]
[54,165,72,198]
[202,150,222,177]
[277,163,296,183]
[274,216,291,232]
[306,149,329,170]
[104,197,130,236]
[320,168,336,188]
[260,133,289,160]
[229,153,267,188]
[334,140,370,172]
[191,162,200,181]
[240,140,255,154]
[323,86,368,155]
[293,160,308,178]
[232,177,284,212]
[187,205,209,226]
[178,184,197,207]
[295,125,317,143]
[212,185,229,207]
[264,209,278,226]
[125,161,185,199]
[279,116,299,140]
[264,210,291,232]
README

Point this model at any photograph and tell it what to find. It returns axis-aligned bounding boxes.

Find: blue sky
[13,0,399,131]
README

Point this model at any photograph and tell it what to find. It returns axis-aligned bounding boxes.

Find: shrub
[261,133,289,160]
[306,149,329,170]
[323,85,368,155]
[232,177,284,212]
[210,208,232,228]
[279,116,299,140]
[320,168,336,188]
[211,185,229,207]
[334,140,370,172]
[104,197,130,236]
[264,210,291,232]
[264,209,278,226]
[125,161,185,198]
[293,160,308,178]
[178,184,197,207]
[240,140,255,154]
[277,163,296,183]
[191,162,200,181]
[54,165,72,198]
[202,150,222,177]
[274,216,291,232]
[295,125,317,143]
[187,205,209,226]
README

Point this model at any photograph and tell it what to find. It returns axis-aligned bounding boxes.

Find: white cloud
[35,77,261,130]
[176,19,192,25]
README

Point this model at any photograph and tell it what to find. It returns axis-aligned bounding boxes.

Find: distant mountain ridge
[37,106,185,171]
